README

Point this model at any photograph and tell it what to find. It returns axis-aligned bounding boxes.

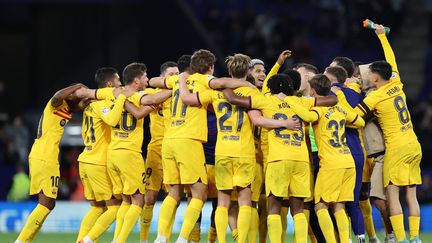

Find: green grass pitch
[3,232,432,242]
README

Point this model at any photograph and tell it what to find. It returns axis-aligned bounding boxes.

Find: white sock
[83,236,94,243]
[155,235,167,243]
[175,237,188,243]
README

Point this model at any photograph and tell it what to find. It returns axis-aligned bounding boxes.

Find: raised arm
[222,88,251,109]
[179,73,200,106]
[99,94,127,126]
[262,50,291,94]
[140,90,172,105]
[285,99,319,122]
[209,77,255,90]
[51,83,85,107]
[375,24,399,75]
[124,101,155,119]
[314,96,338,107]
[248,110,300,130]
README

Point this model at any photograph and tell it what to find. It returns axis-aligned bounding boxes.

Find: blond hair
[225,53,251,78]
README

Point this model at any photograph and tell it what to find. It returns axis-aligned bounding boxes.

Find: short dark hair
[282,69,301,91]
[160,61,178,75]
[122,62,147,85]
[369,61,392,80]
[267,74,294,96]
[95,67,118,88]
[177,55,192,73]
[325,66,347,84]
[333,57,355,78]
[309,74,331,96]
[294,63,319,74]
[246,74,255,84]
[190,49,216,74]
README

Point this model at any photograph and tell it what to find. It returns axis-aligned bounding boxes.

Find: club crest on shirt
[60,119,67,127]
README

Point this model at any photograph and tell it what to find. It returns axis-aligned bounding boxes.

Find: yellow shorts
[29,158,60,199]
[251,163,264,202]
[265,160,311,198]
[162,138,207,185]
[315,167,355,204]
[304,163,315,203]
[145,142,164,192]
[384,142,422,187]
[79,162,113,201]
[362,157,373,183]
[206,164,218,198]
[215,156,255,191]
[107,150,145,196]
[370,155,386,200]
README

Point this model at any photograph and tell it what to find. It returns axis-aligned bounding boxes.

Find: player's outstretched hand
[285,118,300,130]
[277,50,292,65]
[375,24,385,36]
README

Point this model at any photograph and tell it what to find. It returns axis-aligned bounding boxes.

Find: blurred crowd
[1,0,432,203]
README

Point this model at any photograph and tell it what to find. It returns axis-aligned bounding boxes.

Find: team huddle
[14,24,422,243]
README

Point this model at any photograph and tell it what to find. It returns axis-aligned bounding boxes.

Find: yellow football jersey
[144,88,165,142]
[356,33,418,150]
[77,95,126,165]
[29,99,72,164]
[250,94,314,163]
[162,97,172,135]
[312,105,356,169]
[96,88,145,153]
[164,73,213,142]
[199,86,260,158]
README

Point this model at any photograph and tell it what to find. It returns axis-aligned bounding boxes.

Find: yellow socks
[280,206,288,243]
[116,204,142,243]
[409,216,420,241]
[360,199,376,239]
[77,206,105,242]
[190,222,201,242]
[158,196,177,237]
[390,214,406,242]
[208,226,217,243]
[179,198,204,239]
[140,204,154,241]
[16,204,51,242]
[316,209,336,243]
[267,214,282,243]
[237,206,252,243]
[293,213,308,243]
[248,207,259,243]
[231,228,239,241]
[334,209,350,243]
[215,206,229,243]
[87,205,120,241]
[113,202,130,240]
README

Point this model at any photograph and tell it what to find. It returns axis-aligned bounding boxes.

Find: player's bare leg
[406,185,421,243]
[267,194,282,243]
[237,186,252,243]
[156,184,183,243]
[175,182,207,243]
[315,202,336,243]
[216,190,232,243]
[82,197,122,243]
[114,192,144,243]
[387,184,410,242]
[371,197,395,242]
[290,197,308,243]
[15,192,55,243]
[77,200,106,242]
[141,190,159,243]
[228,200,238,241]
